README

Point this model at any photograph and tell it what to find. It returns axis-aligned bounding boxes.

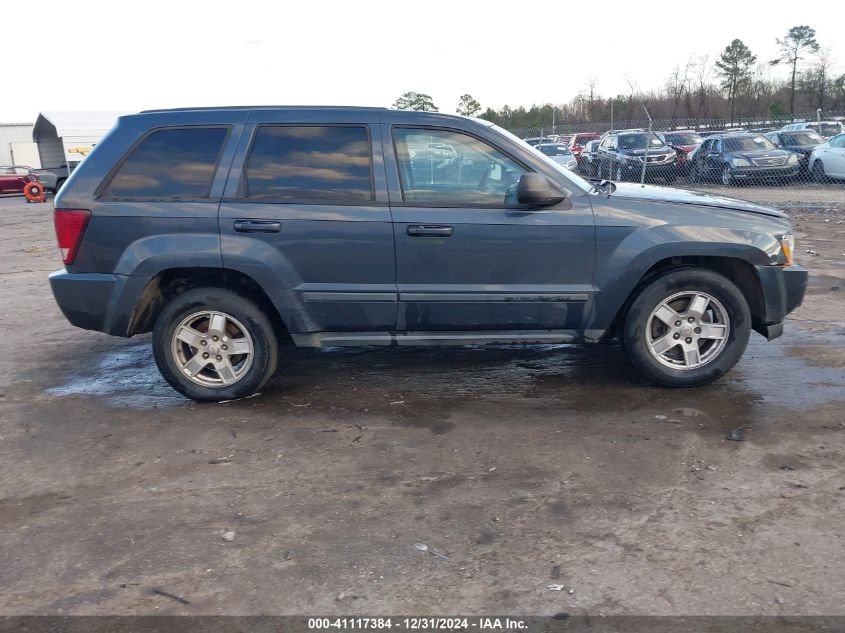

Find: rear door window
[243,125,373,202]
[103,127,229,198]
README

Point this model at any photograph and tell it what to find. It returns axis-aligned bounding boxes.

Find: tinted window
[105,127,228,198]
[831,135,845,148]
[781,131,824,146]
[618,134,664,150]
[244,126,372,201]
[723,136,777,152]
[665,132,703,145]
[537,144,572,156]
[394,128,527,206]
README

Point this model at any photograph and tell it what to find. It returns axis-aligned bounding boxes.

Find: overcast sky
[3,0,843,122]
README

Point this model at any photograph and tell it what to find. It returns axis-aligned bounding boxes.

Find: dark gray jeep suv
[49,107,807,401]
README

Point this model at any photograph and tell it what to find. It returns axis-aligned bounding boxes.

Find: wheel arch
[125,267,289,339]
[606,255,767,339]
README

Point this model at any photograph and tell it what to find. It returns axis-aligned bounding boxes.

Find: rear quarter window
[102,126,229,198]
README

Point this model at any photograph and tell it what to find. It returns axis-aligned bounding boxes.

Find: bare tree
[693,54,713,119]
[800,48,834,110]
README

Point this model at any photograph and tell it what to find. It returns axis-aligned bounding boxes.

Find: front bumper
[732,165,799,180]
[49,270,150,336]
[622,161,677,177]
[754,264,808,340]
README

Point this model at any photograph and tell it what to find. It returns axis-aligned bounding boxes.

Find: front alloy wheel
[721,166,733,186]
[623,269,751,387]
[646,292,729,370]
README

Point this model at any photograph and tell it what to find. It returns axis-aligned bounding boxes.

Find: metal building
[32,111,128,170]
[0,123,38,167]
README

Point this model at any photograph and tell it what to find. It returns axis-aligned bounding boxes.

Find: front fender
[588,223,781,332]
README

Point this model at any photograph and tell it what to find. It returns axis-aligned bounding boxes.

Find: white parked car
[809,133,845,181]
[535,143,578,171]
[780,121,844,139]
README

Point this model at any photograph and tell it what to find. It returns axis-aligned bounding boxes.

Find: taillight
[54,209,91,265]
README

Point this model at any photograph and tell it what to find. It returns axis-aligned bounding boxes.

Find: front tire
[622,269,751,387]
[153,287,278,401]
[812,160,828,183]
[720,165,734,186]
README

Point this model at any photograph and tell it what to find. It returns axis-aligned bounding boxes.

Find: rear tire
[622,269,751,387]
[153,287,278,401]
[55,178,66,192]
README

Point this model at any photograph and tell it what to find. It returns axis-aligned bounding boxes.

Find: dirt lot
[0,190,844,617]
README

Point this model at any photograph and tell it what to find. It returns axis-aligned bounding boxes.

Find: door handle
[233,219,282,233]
[407,225,454,237]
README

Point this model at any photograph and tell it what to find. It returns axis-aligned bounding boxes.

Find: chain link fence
[506,111,845,212]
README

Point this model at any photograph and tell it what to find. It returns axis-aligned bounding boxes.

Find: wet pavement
[0,196,844,615]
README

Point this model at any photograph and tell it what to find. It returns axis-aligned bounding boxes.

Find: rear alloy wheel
[153,287,278,401]
[812,160,828,183]
[720,166,734,186]
[623,269,751,387]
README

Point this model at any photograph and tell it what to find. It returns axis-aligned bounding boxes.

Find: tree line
[392,25,844,129]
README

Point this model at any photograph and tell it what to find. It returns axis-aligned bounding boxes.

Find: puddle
[47,342,187,409]
[43,326,844,419]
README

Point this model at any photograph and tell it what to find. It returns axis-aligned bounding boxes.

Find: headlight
[779,234,795,266]
[786,153,799,165]
[731,157,751,167]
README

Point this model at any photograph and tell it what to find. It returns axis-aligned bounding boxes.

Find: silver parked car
[779,121,844,139]
[809,133,845,181]
[30,165,70,192]
[535,143,578,171]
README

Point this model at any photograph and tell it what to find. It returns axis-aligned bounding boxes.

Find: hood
[605,182,787,218]
[672,144,698,153]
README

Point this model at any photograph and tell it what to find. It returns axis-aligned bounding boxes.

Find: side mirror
[516,173,566,206]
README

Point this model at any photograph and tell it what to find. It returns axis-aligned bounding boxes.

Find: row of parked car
[525,119,845,186]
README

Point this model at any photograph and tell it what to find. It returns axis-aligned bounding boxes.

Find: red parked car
[656,131,703,174]
[568,133,601,160]
[0,166,38,194]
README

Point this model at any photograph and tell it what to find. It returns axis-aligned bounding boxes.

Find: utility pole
[640,105,653,187]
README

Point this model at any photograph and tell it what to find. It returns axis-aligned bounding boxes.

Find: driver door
[383,122,595,332]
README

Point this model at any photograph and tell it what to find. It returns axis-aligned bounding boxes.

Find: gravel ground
[0,191,843,617]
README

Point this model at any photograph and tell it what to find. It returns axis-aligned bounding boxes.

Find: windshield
[724,136,777,152]
[811,122,844,137]
[492,124,591,192]
[618,134,664,150]
[781,131,824,146]
[537,144,572,156]
[664,132,702,146]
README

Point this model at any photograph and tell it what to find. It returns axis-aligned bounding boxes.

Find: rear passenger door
[219,111,396,335]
